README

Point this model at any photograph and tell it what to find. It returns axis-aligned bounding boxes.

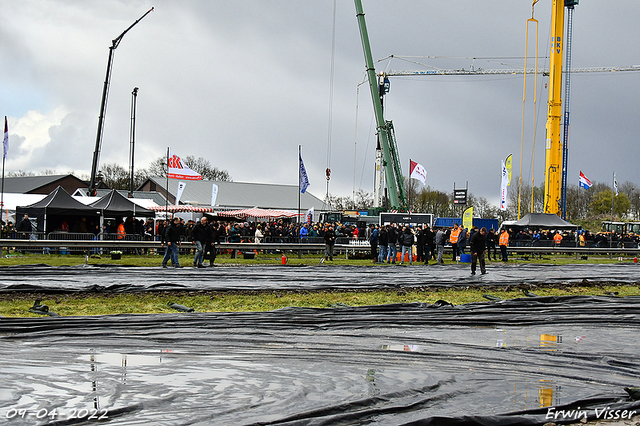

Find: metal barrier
[2,239,640,260]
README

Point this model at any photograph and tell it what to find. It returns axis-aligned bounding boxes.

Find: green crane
[354,0,407,211]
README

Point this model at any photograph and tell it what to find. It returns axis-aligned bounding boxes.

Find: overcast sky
[2,1,639,206]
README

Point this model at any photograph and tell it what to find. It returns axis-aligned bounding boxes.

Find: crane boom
[87,7,154,196]
[383,65,640,76]
[543,0,565,215]
[354,0,407,210]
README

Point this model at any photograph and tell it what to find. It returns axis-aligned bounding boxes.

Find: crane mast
[560,0,578,219]
[543,0,565,215]
[354,0,407,211]
[87,8,154,196]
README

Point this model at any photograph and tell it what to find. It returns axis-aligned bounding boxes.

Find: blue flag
[299,152,310,193]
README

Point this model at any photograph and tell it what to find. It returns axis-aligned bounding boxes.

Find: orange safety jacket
[499,231,509,246]
[554,233,563,244]
[117,223,126,240]
[449,228,461,244]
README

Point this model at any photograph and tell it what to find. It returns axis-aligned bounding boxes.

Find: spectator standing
[205,221,220,266]
[387,223,398,264]
[486,229,497,260]
[228,223,241,243]
[323,225,336,261]
[191,217,209,268]
[116,220,126,240]
[470,227,487,275]
[378,225,389,263]
[499,228,510,262]
[299,223,309,242]
[255,224,264,244]
[554,231,563,248]
[435,227,446,265]
[415,225,425,262]
[368,224,379,263]
[449,224,461,262]
[423,224,434,265]
[400,226,414,265]
[458,227,468,256]
[17,214,33,239]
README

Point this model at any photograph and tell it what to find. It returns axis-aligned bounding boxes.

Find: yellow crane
[543,0,567,215]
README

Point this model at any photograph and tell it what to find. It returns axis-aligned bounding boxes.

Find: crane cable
[325,0,337,204]
[518,0,540,219]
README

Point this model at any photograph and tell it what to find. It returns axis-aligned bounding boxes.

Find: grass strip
[1,284,638,318]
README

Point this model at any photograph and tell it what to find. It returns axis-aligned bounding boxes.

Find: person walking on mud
[162,217,182,268]
[470,227,487,275]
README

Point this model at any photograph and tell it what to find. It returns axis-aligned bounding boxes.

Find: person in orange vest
[116,220,126,240]
[449,223,461,262]
[553,231,563,247]
[499,228,510,262]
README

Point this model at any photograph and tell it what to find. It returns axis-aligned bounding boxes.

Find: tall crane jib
[354,0,408,211]
[543,0,565,215]
[545,0,578,216]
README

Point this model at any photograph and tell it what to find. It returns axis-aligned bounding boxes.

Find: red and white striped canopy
[216,208,299,220]
[150,205,216,213]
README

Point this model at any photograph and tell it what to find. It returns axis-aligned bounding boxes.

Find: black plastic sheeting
[1,263,640,294]
[1,296,640,425]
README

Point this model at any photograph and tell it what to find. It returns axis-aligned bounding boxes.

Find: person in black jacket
[161,217,182,268]
[205,221,220,266]
[368,224,379,263]
[415,226,425,262]
[191,217,209,268]
[17,214,33,238]
[387,224,398,263]
[423,224,434,265]
[378,225,389,263]
[323,225,336,261]
[470,227,487,275]
[485,228,497,260]
[399,226,414,265]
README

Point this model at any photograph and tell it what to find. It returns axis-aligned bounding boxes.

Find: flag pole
[611,172,615,221]
[298,145,301,225]
[408,158,412,212]
[165,147,170,220]
[1,153,5,229]
[1,117,7,230]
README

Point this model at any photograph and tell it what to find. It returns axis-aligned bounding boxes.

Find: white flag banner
[499,160,508,211]
[306,206,314,224]
[299,152,310,193]
[211,183,219,206]
[167,150,203,180]
[175,181,186,205]
[409,160,427,185]
[614,173,619,196]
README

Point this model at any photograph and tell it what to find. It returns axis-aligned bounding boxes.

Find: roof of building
[140,177,332,212]
[1,174,87,194]
[72,188,167,206]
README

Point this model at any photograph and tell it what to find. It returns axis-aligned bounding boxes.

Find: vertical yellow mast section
[544,0,565,214]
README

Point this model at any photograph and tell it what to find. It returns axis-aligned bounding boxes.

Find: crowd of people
[3,214,640,273]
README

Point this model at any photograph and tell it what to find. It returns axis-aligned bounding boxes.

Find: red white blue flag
[578,171,592,189]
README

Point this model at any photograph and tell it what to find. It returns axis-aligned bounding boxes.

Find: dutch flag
[578,171,592,189]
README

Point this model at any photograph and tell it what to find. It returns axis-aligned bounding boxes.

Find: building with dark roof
[1,174,90,195]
